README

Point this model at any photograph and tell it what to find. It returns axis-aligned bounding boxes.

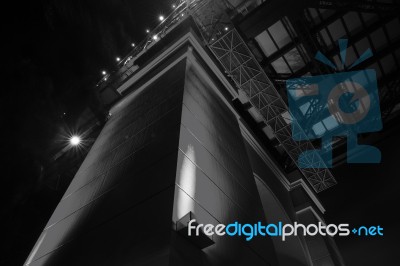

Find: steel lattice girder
[209,30,336,192]
[190,0,336,192]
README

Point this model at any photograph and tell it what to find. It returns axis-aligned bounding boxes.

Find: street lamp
[69,136,81,146]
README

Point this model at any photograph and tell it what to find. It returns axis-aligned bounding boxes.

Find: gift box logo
[286,39,382,168]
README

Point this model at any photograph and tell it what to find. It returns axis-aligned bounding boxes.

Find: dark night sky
[2,0,173,194]
[1,1,399,265]
[2,1,173,265]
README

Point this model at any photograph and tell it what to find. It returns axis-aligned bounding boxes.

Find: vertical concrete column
[171,58,279,266]
[26,49,281,266]
[25,60,187,266]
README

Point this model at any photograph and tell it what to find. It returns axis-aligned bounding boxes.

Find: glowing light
[153,35,159,40]
[70,136,81,146]
[225,27,228,31]
[159,15,164,21]
[175,145,197,219]
[181,13,184,17]
[146,29,150,33]
[131,43,135,47]
[172,4,176,8]
[116,57,120,62]
[102,70,106,75]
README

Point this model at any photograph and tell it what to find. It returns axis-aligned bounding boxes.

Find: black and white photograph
[2,0,400,265]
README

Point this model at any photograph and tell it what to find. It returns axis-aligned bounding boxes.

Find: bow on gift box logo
[286,39,382,168]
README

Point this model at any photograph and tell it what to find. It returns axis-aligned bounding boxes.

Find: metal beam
[191,0,337,192]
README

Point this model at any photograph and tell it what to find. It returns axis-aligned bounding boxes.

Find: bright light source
[70,136,81,146]
[131,43,135,47]
[159,15,164,21]
[102,70,106,75]
[172,4,176,8]
[146,29,150,33]
[116,57,120,62]
[225,27,228,31]
[153,35,159,40]
[181,13,184,17]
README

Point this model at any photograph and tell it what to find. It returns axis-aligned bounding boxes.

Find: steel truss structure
[190,0,336,193]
